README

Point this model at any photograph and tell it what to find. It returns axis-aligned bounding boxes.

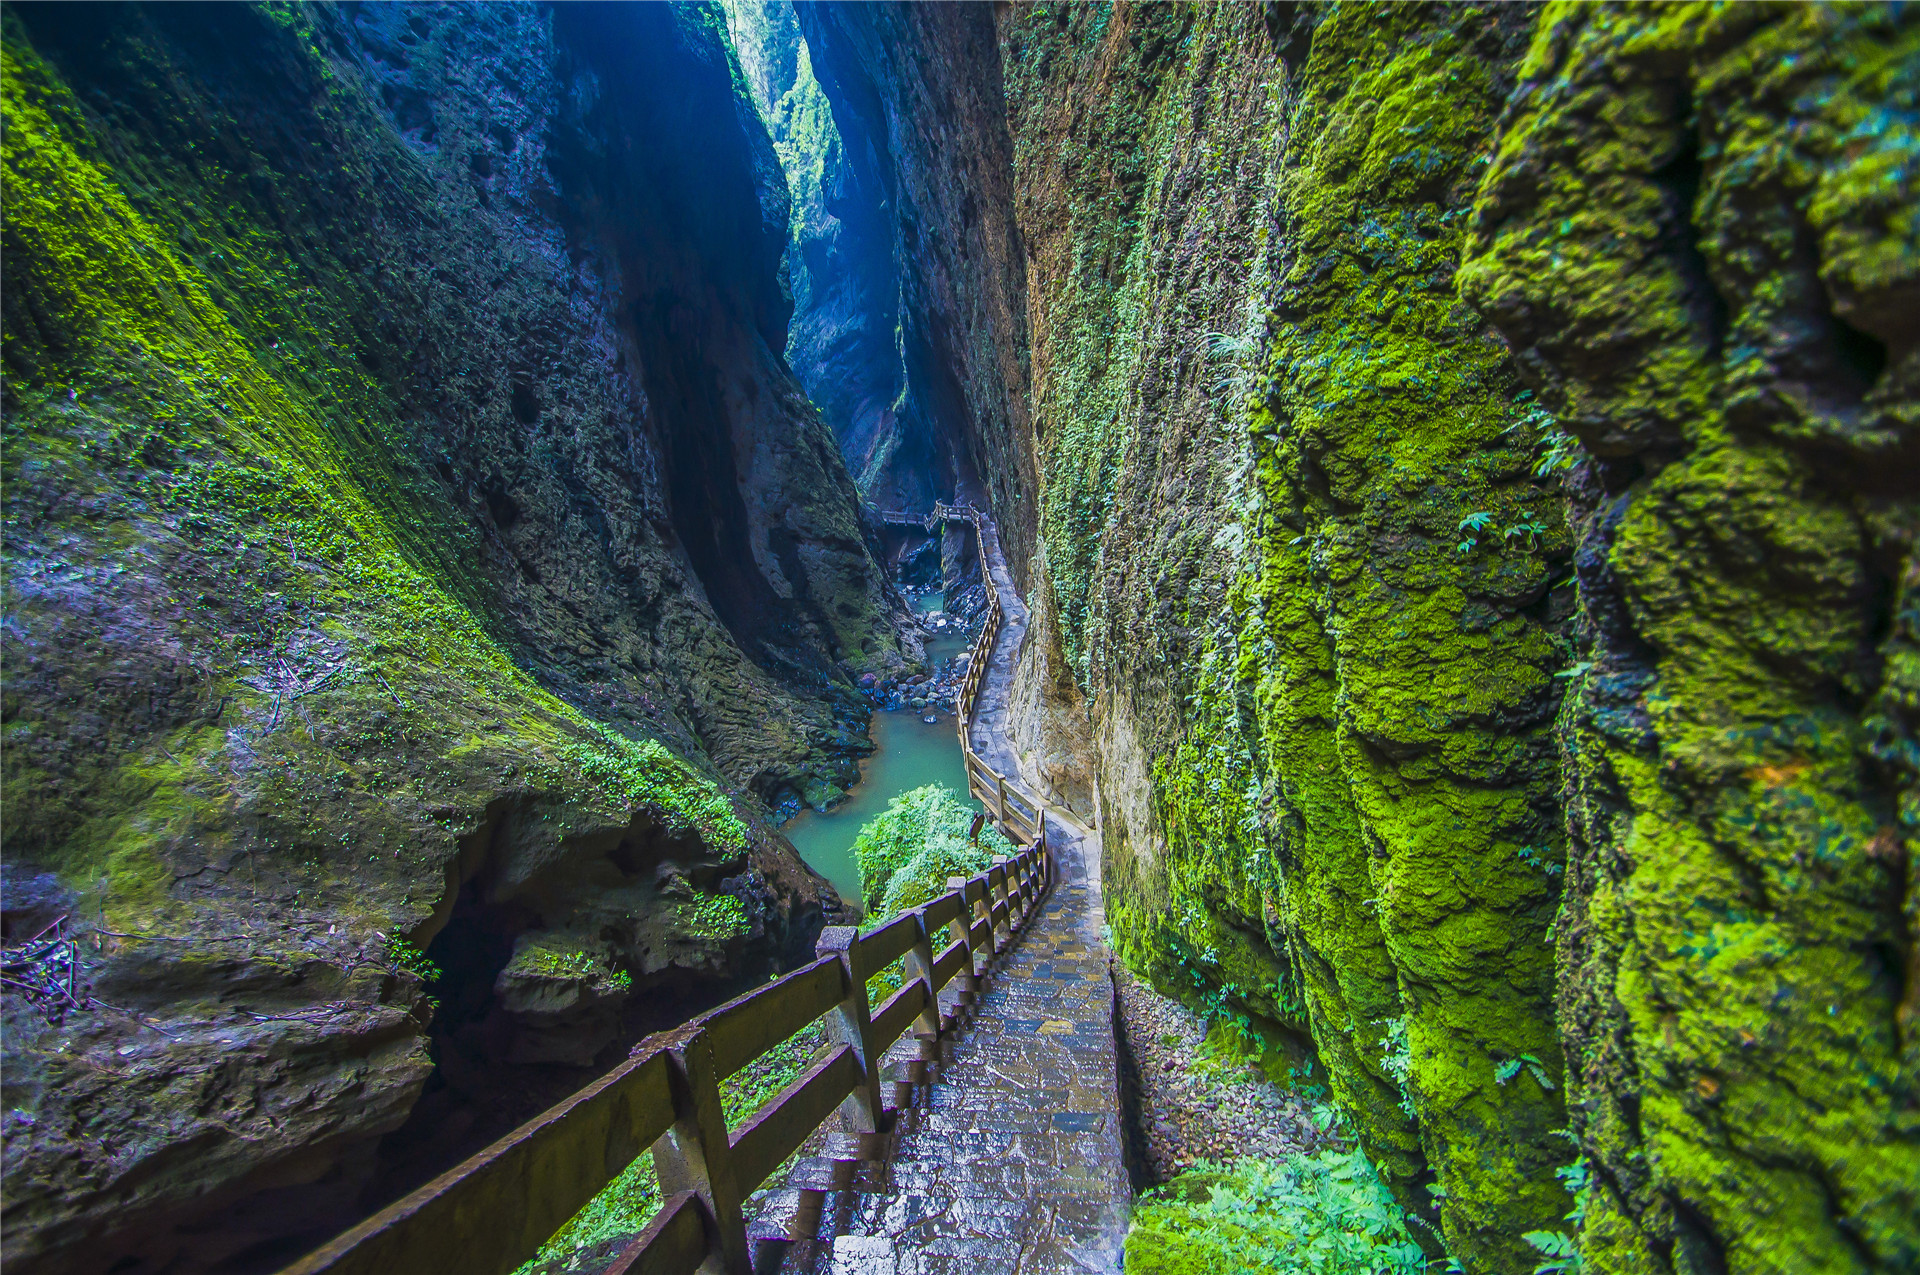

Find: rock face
[809,1,1918,1272]
[723,1,917,511]
[0,3,903,1271]
[793,0,1035,529]
[1001,5,1571,1265]
[1461,6,1920,1270]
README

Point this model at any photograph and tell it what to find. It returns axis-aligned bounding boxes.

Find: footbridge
[282,506,1125,1275]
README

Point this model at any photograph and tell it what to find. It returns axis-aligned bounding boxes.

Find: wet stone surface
[759,505,1126,1275]
[838,865,1126,1275]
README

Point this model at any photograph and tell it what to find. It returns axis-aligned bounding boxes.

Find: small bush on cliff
[850,784,1009,916]
[1123,1146,1433,1275]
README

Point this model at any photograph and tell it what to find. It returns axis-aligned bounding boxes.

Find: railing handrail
[280,839,1054,1275]
[933,503,1090,840]
[279,500,1077,1275]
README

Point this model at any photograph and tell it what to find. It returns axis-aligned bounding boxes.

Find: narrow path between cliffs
[761,506,1129,1275]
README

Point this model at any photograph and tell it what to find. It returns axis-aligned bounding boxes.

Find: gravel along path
[1113,966,1332,1184]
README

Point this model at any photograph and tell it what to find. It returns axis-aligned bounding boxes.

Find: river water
[782,601,978,908]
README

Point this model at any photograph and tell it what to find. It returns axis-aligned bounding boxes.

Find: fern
[1495,1054,1556,1091]
[1125,1146,1444,1274]
[1523,1229,1583,1274]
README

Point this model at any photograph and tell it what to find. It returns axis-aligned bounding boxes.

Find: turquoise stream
[782,627,975,908]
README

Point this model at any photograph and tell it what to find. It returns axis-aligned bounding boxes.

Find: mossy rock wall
[0,3,902,1269]
[1462,4,1920,1270]
[997,1,1916,1271]
[1000,3,1572,1266]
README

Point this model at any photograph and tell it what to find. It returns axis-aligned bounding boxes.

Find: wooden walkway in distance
[786,506,1127,1275]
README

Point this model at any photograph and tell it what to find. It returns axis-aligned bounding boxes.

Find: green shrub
[1124,1147,1437,1275]
[850,784,1009,915]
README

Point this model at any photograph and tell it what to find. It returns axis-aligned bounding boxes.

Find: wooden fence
[277,500,1075,1275]
[929,502,1075,845]
[280,841,1053,1275]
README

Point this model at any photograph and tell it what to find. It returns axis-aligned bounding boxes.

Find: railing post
[967,876,993,975]
[650,1026,749,1275]
[989,862,1011,951]
[902,910,941,1040]
[944,876,979,1004]
[995,771,1008,826]
[815,926,886,1134]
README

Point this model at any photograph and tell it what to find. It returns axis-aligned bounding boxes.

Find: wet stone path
[760,507,1128,1275]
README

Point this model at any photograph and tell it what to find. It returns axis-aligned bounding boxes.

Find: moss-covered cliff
[989,1,1914,1270]
[0,3,904,1270]
[1000,3,1572,1265]
[1462,4,1919,1269]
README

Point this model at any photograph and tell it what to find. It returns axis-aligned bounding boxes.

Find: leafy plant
[1502,519,1550,552]
[1515,845,1564,879]
[676,894,751,942]
[1124,1147,1442,1274]
[850,784,1008,915]
[1378,1017,1416,1118]
[1205,331,1259,400]
[1533,430,1583,478]
[1495,1054,1556,1091]
[1456,510,1494,554]
[384,936,440,984]
[1523,1229,1583,1275]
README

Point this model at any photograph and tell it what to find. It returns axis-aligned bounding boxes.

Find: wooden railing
[280,841,1054,1275]
[926,502,1082,844]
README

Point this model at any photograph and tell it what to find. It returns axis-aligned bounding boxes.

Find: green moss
[564,728,747,850]
[672,893,751,943]
[1457,3,1920,1270]
[502,939,630,991]
[0,13,745,936]
[1015,1,1575,1264]
[1233,8,1574,1261]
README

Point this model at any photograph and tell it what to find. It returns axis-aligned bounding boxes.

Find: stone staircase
[282,504,1127,1275]
[753,504,1128,1275]
[748,830,1125,1275]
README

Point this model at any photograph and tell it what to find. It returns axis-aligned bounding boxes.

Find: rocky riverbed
[859,608,976,718]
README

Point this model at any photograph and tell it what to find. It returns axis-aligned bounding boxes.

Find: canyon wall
[0,3,904,1271]
[793,0,1037,535]
[724,1,918,511]
[811,1,1917,1271]
[1001,4,1571,1267]
[1462,4,1919,1269]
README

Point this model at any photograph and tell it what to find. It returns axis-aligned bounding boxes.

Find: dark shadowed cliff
[0,3,909,1270]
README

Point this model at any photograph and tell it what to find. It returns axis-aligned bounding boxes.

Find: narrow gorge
[1,4,1913,1275]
